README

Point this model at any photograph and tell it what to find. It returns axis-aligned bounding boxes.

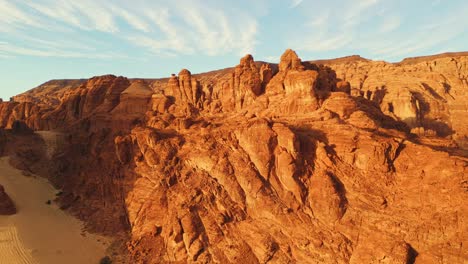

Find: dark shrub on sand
[100,256,112,264]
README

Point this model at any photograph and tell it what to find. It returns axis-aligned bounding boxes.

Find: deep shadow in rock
[421,83,445,101]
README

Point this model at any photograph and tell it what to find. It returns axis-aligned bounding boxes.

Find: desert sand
[0,157,110,264]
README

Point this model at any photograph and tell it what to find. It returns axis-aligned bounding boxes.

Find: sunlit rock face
[0,50,467,263]
[316,53,468,148]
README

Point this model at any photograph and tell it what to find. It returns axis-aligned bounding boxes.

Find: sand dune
[0,157,110,264]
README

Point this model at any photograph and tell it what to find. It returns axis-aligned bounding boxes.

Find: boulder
[0,185,16,215]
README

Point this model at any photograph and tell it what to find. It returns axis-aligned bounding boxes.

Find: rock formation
[312,53,468,149]
[111,80,153,117]
[0,49,466,263]
[0,184,16,215]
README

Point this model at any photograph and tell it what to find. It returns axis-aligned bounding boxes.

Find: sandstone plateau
[0,49,466,263]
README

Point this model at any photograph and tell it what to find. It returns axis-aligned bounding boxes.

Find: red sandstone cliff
[0,50,466,263]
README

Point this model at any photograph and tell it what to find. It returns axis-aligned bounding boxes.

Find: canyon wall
[0,50,466,263]
[312,54,468,149]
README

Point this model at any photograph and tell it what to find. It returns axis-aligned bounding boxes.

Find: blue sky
[1,0,467,99]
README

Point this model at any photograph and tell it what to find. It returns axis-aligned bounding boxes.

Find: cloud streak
[286,0,467,61]
[0,0,466,62]
[1,0,260,59]
[0,41,125,59]
[379,16,401,33]
[0,0,46,31]
[290,0,303,8]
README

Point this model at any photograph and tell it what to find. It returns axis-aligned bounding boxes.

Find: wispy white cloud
[143,9,192,54]
[0,45,11,58]
[0,41,125,59]
[342,0,381,28]
[25,0,118,32]
[379,16,401,33]
[290,0,303,8]
[2,0,260,58]
[296,34,353,52]
[366,2,468,60]
[371,27,462,59]
[263,55,280,62]
[239,26,257,55]
[109,5,151,33]
[181,7,221,55]
[307,12,330,28]
[176,4,257,56]
[289,0,381,53]
[1,0,466,63]
[286,0,467,61]
[125,35,178,57]
[0,0,45,30]
[129,3,257,57]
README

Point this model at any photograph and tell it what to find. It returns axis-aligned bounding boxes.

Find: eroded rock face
[350,234,415,264]
[0,50,467,263]
[0,184,16,215]
[111,80,153,117]
[0,130,5,156]
[318,55,468,148]
[261,49,338,116]
[233,55,263,108]
[170,69,202,108]
[279,49,305,72]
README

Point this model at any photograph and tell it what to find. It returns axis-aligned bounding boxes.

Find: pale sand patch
[0,226,35,264]
[0,157,111,264]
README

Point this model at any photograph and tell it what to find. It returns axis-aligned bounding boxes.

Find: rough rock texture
[0,129,6,156]
[111,80,154,117]
[312,53,468,149]
[0,50,467,263]
[0,184,16,215]
[12,79,86,108]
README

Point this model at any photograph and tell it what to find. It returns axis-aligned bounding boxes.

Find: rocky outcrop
[233,54,263,109]
[0,101,43,129]
[111,80,153,117]
[0,75,131,131]
[12,79,85,108]
[197,55,275,113]
[318,54,468,148]
[0,50,467,263]
[80,75,130,116]
[262,49,336,115]
[168,69,202,108]
[0,184,16,215]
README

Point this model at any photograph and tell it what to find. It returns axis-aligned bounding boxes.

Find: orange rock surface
[0,50,466,263]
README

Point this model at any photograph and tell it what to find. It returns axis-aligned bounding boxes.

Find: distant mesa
[309,55,370,65]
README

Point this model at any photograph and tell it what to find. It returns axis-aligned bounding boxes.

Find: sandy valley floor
[0,157,110,264]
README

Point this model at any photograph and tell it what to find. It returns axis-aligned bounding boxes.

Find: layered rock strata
[0,50,466,263]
